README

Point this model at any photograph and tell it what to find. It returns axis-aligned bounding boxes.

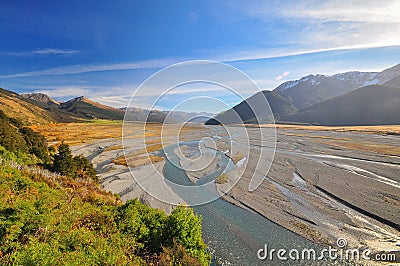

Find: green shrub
[52,142,76,177]
[166,206,211,265]
[0,145,38,165]
[116,199,167,252]
[52,143,97,181]
[0,112,27,154]
[19,127,50,163]
[73,155,97,180]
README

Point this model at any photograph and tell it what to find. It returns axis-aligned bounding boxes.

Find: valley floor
[34,121,400,260]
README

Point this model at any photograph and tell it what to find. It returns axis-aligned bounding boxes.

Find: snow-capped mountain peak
[272,63,400,110]
[274,67,397,93]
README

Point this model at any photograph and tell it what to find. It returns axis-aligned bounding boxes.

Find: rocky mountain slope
[21,92,60,106]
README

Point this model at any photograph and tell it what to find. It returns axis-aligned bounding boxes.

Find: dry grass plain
[30,120,124,145]
[31,120,205,168]
[262,123,400,135]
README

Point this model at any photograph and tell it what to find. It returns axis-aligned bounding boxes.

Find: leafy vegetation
[50,142,97,181]
[0,111,210,265]
[19,127,50,163]
[0,160,209,265]
[0,111,28,154]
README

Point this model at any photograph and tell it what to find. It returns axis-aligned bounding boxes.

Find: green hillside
[0,112,210,265]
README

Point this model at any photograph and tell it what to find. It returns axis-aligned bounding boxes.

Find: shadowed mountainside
[206,63,400,126]
[282,84,400,126]
[205,90,296,125]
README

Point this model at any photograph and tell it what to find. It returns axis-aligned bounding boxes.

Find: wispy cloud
[284,0,400,24]
[229,0,400,51]
[3,48,80,56]
[0,58,181,78]
[220,43,400,62]
[276,71,290,81]
[2,1,399,78]
[33,87,91,98]
[90,95,132,107]
[3,43,399,79]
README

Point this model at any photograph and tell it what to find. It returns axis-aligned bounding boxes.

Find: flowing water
[161,141,330,265]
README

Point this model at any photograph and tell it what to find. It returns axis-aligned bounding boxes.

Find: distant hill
[124,107,214,123]
[1,87,214,125]
[60,96,125,120]
[205,90,295,125]
[282,85,400,126]
[0,88,125,123]
[0,88,59,124]
[21,93,60,106]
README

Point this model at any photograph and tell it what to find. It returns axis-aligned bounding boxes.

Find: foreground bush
[52,142,97,181]
[0,153,210,265]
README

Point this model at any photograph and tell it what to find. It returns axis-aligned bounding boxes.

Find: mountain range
[0,89,213,125]
[2,63,400,126]
[207,63,400,126]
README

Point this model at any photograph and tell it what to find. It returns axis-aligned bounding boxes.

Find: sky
[1,0,400,112]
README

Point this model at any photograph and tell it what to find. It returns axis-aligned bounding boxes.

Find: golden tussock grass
[230,151,244,164]
[262,124,400,135]
[112,154,164,167]
[103,144,123,151]
[323,140,400,157]
[112,143,165,168]
[30,122,124,144]
[280,132,352,141]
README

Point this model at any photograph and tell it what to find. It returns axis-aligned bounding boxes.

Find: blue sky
[1,0,400,112]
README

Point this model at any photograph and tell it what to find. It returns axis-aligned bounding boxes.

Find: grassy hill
[0,88,57,125]
[0,88,126,124]
[60,96,125,120]
[1,87,212,125]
